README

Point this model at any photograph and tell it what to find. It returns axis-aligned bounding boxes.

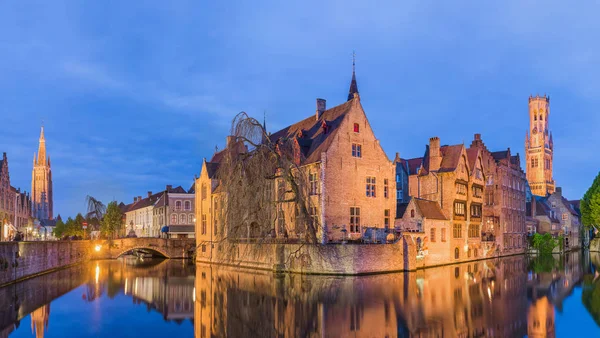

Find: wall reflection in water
[194,251,592,338]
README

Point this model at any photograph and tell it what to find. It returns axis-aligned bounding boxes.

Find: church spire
[347,51,359,101]
[36,125,47,166]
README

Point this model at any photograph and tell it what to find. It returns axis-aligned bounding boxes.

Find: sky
[1,1,599,218]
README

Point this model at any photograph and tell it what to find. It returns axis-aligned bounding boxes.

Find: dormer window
[354,123,360,133]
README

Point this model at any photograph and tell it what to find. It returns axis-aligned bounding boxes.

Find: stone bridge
[93,238,196,259]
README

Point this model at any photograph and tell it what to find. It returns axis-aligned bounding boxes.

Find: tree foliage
[582,171,600,230]
[215,112,321,261]
[53,218,66,238]
[102,201,123,239]
[532,233,558,255]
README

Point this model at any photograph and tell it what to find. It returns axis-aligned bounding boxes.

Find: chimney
[133,197,138,203]
[555,187,562,197]
[316,98,326,121]
[226,135,236,148]
[138,196,142,201]
[166,185,172,191]
[147,191,152,198]
[429,137,442,171]
[394,152,401,163]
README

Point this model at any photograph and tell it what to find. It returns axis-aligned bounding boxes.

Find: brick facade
[525,95,555,197]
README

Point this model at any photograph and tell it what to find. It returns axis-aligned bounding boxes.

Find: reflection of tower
[31,126,53,220]
[525,95,555,196]
[527,297,555,338]
[30,304,50,338]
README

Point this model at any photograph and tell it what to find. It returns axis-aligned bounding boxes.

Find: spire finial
[347,51,359,101]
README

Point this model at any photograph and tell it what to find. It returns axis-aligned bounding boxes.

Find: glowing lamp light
[94,245,102,252]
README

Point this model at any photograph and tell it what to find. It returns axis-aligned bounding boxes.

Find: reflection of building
[528,297,555,338]
[30,304,50,338]
[194,255,535,338]
[31,126,53,221]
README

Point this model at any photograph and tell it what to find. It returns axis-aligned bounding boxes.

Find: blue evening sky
[1,1,599,218]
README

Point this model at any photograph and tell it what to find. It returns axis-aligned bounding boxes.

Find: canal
[1,251,599,337]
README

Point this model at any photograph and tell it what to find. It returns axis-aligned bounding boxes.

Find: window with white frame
[350,207,360,233]
[175,200,182,211]
[184,200,191,210]
[366,177,376,197]
[352,144,362,158]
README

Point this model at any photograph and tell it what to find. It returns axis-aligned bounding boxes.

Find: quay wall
[0,241,92,287]
[590,238,600,252]
[198,237,417,274]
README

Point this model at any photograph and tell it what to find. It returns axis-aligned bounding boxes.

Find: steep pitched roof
[438,145,464,172]
[466,148,479,171]
[269,99,357,165]
[491,150,509,161]
[414,198,447,220]
[206,162,220,179]
[405,158,424,175]
[127,191,165,212]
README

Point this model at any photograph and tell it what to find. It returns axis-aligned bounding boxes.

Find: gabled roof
[466,147,479,171]
[413,198,447,220]
[206,162,220,179]
[127,191,165,212]
[438,145,464,173]
[405,158,423,175]
[268,98,357,165]
[167,185,187,194]
[188,182,195,194]
[569,200,581,215]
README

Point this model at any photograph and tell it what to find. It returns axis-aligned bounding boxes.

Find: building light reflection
[95,264,100,284]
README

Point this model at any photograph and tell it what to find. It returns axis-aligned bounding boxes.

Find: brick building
[406,137,486,262]
[469,134,527,255]
[196,64,396,257]
[525,95,555,197]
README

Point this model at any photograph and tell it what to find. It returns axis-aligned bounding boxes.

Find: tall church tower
[32,126,53,220]
[525,95,555,196]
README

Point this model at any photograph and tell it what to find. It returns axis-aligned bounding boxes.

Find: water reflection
[1,252,599,337]
[2,258,194,337]
[194,251,595,337]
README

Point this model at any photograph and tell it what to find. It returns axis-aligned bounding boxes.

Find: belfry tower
[32,126,53,220]
[525,95,555,196]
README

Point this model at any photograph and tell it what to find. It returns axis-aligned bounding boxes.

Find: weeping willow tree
[214,112,322,263]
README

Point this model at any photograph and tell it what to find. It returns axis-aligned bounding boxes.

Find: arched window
[180,214,186,223]
[540,115,543,121]
[188,214,194,223]
[455,267,459,278]
[455,247,459,259]
[171,214,177,224]
[534,115,537,121]
[184,201,191,211]
[474,248,478,257]
[175,201,182,211]
[411,209,415,218]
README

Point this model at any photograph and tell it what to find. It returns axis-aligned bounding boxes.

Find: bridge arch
[114,246,171,259]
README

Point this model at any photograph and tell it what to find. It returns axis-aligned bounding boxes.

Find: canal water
[1,251,599,337]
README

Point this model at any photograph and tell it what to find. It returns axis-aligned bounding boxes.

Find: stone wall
[0,241,91,287]
[590,238,600,252]
[198,237,416,274]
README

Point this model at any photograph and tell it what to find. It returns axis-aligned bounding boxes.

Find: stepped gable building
[196,63,396,258]
[525,95,555,197]
[469,134,527,255]
[32,126,53,220]
[405,137,485,262]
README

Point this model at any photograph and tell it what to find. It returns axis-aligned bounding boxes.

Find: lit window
[171,214,177,224]
[309,172,318,195]
[350,207,360,233]
[454,202,466,216]
[430,228,436,242]
[453,224,462,238]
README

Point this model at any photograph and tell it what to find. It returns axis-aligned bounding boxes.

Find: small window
[562,213,568,221]
[366,177,376,197]
[411,209,415,218]
[353,123,360,133]
[180,214,186,223]
[441,228,446,242]
[384,179,389,198]
[352,144,362,158]
[171,214,177,224]
[384,209,390,229]
[175,200,182,211]
[188,214,194,223]
[184,200,191,210]
[455,247,459,259]
[430,228,436,242]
